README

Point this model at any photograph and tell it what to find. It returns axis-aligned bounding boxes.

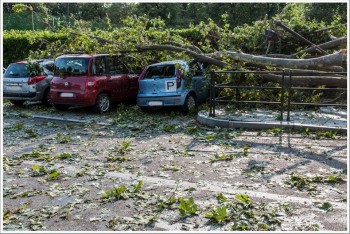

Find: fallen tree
[135,44,347,87]
[260,73,347,87]
[208,51,346,70]
[267,37,347,59]
[65,31,348,88]
[136,43,347,71]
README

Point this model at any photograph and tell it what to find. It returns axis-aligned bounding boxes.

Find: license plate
[7,86,22,91]
[60,92,74,97]
[148,101,163,106]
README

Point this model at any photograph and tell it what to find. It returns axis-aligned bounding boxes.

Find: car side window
[106,56,118,75]
[116,59,129,74]
[93,56,106,75]
[43,63,54,72]
[105,56,129,75]
[120,56,142,74]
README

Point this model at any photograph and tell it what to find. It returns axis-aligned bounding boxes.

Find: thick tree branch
[163,41,203,54]
[267,37,347,58]
[260,73,347,87]
[209,51,347,70]
[137,44,229,67]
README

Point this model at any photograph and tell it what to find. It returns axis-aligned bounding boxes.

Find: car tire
[94,93,111,114]
[54,104,69,111]
[10,100,25,106]
[42,88,52,107]
[182,93,196,114]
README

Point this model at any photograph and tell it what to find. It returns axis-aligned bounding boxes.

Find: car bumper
[50,90,96,106]
[137,94,186,107]
[3,92,41,101]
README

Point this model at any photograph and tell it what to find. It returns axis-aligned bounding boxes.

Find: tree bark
[71,32,347,72]
[267,37,347,58]
[163,41,203,54]
[209,51,346,70]
[260,73,347,87]
[137,44,229,68]
[274,68,346,77]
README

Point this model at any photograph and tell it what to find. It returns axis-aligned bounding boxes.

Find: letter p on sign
[165,81,176,92]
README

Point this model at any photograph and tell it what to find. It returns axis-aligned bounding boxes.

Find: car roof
[56,54,96,59]
[12,59,54,64]
[148,60,188,67]
[56,53,117,59]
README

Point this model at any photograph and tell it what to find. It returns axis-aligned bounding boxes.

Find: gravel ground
[2,101,348,232]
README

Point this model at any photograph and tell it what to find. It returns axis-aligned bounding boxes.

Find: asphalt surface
[2,102,348,232]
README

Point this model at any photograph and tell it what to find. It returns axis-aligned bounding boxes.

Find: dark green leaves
[320,202,333,212]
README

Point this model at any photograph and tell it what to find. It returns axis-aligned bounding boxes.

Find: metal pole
[287,70,292,121]
[209,70,215,117]
[67,3,70,28]
[275,21,328,55]
[212,71,216,117]
[31,11,34,30]
[280,70,285,121]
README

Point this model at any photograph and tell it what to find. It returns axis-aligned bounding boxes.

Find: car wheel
[10,100,25,106]
[94,93,111,114]
[42,88,52,107]
[54,104,69,111]
[182,93,196,114]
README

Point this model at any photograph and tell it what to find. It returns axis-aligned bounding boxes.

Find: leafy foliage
[178,197,198,217]
[31,164,47,176]
[216,193,228,203]
[204,194,283,230]
[48,169,61,180]
[319,202,333,212]
[205,205,230,224]
[3,30,67,66]
[4,3,346,71]
[102,185,127,201]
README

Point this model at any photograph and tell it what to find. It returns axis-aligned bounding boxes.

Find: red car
[50,54,139,113]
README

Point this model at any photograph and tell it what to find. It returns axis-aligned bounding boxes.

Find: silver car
[3,59,54,106]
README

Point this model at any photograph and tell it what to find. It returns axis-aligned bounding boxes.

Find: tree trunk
[137,44,229,67]
[260,73,347,87]
[71,32,347,72]
[209,51,346,70]
[267,37,347,58]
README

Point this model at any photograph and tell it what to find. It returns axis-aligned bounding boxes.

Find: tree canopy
[3,2,347,30]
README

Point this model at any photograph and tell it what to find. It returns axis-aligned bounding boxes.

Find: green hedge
[3,30,68,67]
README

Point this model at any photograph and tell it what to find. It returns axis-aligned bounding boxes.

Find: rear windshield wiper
[8,73,20,77]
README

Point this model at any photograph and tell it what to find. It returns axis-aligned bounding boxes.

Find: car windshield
[54,58,89,76]
[143,65,176,79]
[4,63,29,78]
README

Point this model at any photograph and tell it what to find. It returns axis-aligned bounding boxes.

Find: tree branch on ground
[260,73,347,87]
[208,51,347,70]
[267,37,347,58]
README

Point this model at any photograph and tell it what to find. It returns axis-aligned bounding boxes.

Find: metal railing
[209,70,347,121]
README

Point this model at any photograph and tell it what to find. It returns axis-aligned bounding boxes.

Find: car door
[118,59,139,99]
[191,62,208,103]
[106,56,128,101]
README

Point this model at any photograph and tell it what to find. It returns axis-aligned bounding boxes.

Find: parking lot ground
[2,102,348,231]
